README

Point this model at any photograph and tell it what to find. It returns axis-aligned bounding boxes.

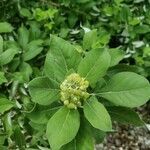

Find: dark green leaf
[23,40,43,61]
[27,106,60,124]
[12,126,25,149]
[134,25,150,34]
[75,120,94,150]
[0,35,3,53]
[0,72,7,85]
[0,133,6,145]
[61,121,94,150]
[92,128,106,144]
[18,25,29,48]
[107,106,144,126]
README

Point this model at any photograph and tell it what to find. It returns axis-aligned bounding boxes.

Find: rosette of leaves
[28,35,150,150]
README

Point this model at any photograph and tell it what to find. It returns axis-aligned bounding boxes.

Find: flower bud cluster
[60,73,89,109]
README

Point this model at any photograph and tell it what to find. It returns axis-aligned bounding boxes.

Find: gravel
[96,125,150,150]
[96,103,150,150]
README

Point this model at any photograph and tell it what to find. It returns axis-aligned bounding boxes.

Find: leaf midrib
[96,85,150,95]
[85,51,105,79]
[58,48,69,72]
[85,100,105,128]
[54,109,70,148]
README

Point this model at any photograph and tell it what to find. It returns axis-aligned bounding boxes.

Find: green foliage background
[0,0,150,149]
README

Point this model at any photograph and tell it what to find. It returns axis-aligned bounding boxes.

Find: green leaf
[119,5,131,22]
[28,77,60,105]
[23,40,43,61]
[61,121,94,150]
[107,106,144,126]
[108,48,124,67]
[0,35,3,53]
[46,107,80,150]
[134,0,145,3]
[19,8,32,18]
[44,35,81,83]
[61,136,94,150]
[29,22,41,40]
[27,111,48,124]
[0,22,13,33]
[12,126,25,148]
[68,13,78,28]
[107,64,141,77]
[83,96,112,131]
[0,146,7,150]
[29,121,46,132]
[75,121,94,150]
[114,0,124,5]
[0,98,14,113]
[0,48,18,65]
[60,140,77,150]
[19,62,32,81]
[92,128,106,144]
[83,29,97,50]
[93,31,110,48]
[27,105,60,124]
[0,133,6,145]
[134,24,150,34]
[18,25,29,49]
[10,72,25,83]
[0,72,7,85]
[76,0,91,3]
[99,72,150,107]
[25,149,42,150]
[78,48,110,85]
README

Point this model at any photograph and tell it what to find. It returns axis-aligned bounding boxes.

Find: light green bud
[80,86,85,90]
[84,80,89,87]
[64,100,69,105]
[72,97,78,103]
[67,103,77,109]
[83,93,90,99]
[60,73,90,109]
[77,101,81,106]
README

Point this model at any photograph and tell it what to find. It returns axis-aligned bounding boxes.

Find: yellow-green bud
[67,103,77,109]
[64,100,69,105]
[77,101,81,106]
[60,73,89,109]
